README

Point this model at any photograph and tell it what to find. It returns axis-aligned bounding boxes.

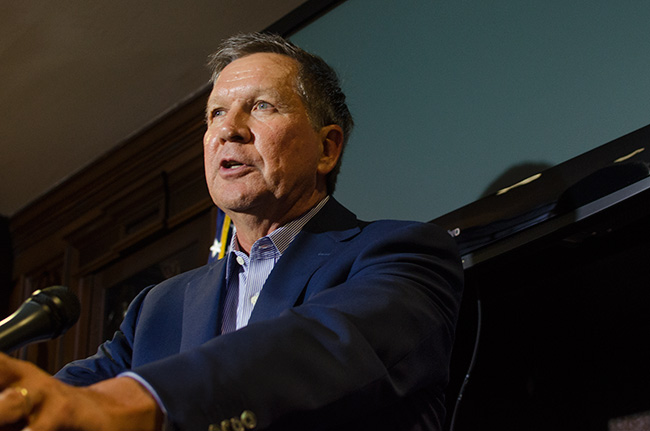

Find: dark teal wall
[291,1,650,221]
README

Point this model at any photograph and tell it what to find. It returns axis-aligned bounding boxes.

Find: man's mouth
[222,160,246,169]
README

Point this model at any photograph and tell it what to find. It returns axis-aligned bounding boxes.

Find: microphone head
[30,285,81,337]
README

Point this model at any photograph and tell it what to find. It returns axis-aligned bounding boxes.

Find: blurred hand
[0,353,161,431]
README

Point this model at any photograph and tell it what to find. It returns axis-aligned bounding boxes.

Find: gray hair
[207,32,353,194]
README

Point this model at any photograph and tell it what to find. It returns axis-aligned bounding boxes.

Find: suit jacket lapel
[248,198,361,324]
[179,260,227,352]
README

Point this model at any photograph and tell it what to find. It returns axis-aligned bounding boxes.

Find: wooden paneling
[0,216,11,317]
[7,90,215,373]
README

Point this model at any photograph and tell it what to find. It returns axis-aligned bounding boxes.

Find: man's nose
[217,110,252,144]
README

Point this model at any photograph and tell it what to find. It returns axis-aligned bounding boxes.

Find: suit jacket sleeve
[131,219,463,431]
[55,286,154,385]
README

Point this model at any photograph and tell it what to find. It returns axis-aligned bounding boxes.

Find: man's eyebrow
[203,85,294,115]
[251,87,284,100]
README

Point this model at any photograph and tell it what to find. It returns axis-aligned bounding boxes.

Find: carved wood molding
[10,90,211,276]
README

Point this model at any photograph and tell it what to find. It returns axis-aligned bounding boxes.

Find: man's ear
[317,125,344,175]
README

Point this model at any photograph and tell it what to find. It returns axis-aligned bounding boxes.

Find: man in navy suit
[0,33,463,431]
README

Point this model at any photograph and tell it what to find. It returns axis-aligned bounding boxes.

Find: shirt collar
[230,195,330,256]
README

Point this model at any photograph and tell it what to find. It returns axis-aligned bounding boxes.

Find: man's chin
[213,194,270,216]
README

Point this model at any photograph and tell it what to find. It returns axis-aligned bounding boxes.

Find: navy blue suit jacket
[56,199,463,431]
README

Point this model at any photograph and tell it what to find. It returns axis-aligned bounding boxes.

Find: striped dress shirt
[225,196,330,330]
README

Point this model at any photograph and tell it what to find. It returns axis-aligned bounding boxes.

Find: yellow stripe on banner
[218,215,231,259]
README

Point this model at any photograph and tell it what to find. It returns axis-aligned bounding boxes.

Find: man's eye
[207,109,225,122]
[255,101,273,111]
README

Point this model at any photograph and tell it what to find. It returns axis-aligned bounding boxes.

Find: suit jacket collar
[249,198,361,323]
[178,198,361,349]
[179,259,227,352]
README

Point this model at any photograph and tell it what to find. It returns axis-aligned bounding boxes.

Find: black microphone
[0,285,81,354]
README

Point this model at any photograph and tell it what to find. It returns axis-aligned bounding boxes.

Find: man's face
[203,52,338,221]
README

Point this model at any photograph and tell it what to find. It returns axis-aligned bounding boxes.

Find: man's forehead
[216,53,298,84]
[209,53,301,100]
[207,84,285,104]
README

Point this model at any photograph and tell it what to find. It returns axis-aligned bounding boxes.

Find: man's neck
[232,217,283,254]
[229,194,328,254]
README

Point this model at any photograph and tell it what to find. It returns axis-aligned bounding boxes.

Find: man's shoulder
[357,221,459,262]
[160,262,214,285]
[311,199,456,249]
[359,218,453,241]
[142,261,222,301]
